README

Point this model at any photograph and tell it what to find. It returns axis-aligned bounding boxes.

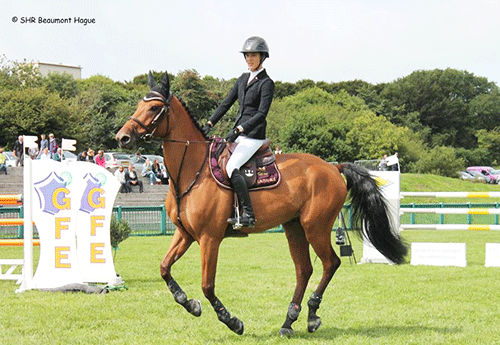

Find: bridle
[127,89,211,236]
[128,90,173,140]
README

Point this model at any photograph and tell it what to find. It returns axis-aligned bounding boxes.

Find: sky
[2,0,500,86]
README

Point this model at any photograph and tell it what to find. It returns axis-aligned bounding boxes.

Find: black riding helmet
[240,36,269,62]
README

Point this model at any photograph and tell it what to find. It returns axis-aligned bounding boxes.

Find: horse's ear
[160,72,170,96]
[148,71,158,89]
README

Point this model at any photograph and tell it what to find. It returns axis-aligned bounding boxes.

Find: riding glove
[225,128,240,142]
[202,124,212,136]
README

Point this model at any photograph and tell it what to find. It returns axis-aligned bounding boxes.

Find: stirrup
[227,207,255,229]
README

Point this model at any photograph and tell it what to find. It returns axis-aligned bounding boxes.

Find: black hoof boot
[307,292,322,333]
[279,302,301,337]
[212,298,245,335]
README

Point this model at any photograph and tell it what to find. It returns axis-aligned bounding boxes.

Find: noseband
[129,90,173,140]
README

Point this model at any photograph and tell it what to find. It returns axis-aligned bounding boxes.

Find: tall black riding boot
[227,169,255,228]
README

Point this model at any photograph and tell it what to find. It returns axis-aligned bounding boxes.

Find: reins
[128,90,211,236]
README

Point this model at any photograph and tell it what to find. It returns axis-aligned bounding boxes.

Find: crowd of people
[3,134,169,194]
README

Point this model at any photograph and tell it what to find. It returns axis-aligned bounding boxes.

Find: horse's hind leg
[304,222,341,333]
[279,220,314,336]
[160,229,201,317]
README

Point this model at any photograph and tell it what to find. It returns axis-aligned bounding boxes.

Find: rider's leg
[226,136,266,227]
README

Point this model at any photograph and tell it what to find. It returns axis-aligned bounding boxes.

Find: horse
[116,71,408,336]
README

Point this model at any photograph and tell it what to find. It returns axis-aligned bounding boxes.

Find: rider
[203,36,275,228]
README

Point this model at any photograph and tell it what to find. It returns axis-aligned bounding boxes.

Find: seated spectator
[77,150,87,161]
[38,148,51,160]
[152,158,168,185]
[87,149,95,163]
[95,149,106,168]
[0,147,7,175]
[142,158,161,185]
[125,163,143,193]
[52,148,63,162]
[114,165,131,193]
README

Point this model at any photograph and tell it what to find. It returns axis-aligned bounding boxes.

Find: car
[4,151,17,167]
[466,166,499,184]
[62,151,77,162]
[457,171,475,181]
[104,152,135,171]
[144,154,164,165]
[465,170,491,183]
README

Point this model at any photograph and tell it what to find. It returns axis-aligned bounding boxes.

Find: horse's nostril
[121,135,130,144]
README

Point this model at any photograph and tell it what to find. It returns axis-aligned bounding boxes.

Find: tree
[381,68,497,148]
[44,72,79,99]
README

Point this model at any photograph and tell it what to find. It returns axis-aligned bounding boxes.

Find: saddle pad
[209,139,281,191]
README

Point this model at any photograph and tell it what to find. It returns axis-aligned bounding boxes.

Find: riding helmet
[240,36,269,58]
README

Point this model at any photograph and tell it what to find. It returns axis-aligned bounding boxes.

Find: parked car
[466,166,500,184]
[62,151,77,162]
[4,151,17,167]
[144,154,164,164]
[104,152,135,171]
[457,171,487,183]
[466,170,491,183]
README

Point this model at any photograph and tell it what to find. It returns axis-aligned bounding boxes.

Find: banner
[31,160,120,289]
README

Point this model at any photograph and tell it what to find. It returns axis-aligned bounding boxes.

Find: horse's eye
[151,106,159,112]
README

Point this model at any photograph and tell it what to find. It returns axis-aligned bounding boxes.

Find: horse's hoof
[279,327,294,337]
[187,299,202,317]
[307,316,322,333]
[228,317,244,335]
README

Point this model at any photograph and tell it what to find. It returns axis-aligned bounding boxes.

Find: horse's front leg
[200,235,244,335]
[160,229,201,317]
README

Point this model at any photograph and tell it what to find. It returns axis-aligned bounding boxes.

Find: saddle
[209,138,281,190]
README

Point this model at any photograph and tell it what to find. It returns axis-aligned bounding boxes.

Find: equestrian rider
[203,36,275,228]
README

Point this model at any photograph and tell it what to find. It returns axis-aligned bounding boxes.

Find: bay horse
[116,72,407,336]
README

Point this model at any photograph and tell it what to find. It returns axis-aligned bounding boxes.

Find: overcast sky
[2,0,500,86]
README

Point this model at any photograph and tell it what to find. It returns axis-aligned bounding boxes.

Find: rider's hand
[202,121,213,136]
[225,128,240,142]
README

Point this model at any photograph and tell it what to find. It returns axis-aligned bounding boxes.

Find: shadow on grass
[218,324,461,342]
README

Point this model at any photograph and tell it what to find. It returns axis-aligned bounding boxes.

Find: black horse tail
[337,163,408,264]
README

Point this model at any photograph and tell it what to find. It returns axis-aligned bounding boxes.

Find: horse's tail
[337,163,408,264]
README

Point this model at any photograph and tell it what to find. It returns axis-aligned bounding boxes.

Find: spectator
[152,158,168,185]
[114,165,131,193]
[142,158,161,185]
[13,135,24,167]
[52,148,63,162]
[77,150,87,161]
[39,134,49,152]
[28,144,39,160]
[48,133,58,157]
[94,149,106,168]
[274,146,282,154]
[38,148,51,160]
[0,147,8,175]
[125,163,143,193]
[379,154,388,171]
[87,149,95,163]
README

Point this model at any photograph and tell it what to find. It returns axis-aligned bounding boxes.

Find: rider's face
[245,52,261,72]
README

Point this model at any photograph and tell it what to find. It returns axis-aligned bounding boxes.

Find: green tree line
[1,56,500,177]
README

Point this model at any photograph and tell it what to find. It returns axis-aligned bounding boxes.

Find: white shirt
[248,67,264,85]
[114,169,126,183]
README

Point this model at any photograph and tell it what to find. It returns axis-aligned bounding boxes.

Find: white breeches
[226,135,266,178]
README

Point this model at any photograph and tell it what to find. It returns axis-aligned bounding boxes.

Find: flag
[61,138,77,151]
[23,135,38,149]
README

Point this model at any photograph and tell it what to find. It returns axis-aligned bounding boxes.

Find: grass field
[1,230,500,345]
[2,173,500,344]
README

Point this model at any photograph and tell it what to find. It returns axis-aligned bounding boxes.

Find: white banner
[485,243,500,267]
[30,160,119,289]
[411,242,467,267]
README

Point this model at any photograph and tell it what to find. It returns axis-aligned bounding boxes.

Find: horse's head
[116,71,172,147]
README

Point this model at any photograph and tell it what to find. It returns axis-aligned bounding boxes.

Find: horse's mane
[175,96,209,141]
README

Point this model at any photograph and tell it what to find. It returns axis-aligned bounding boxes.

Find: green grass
[1,173,500,344]
[1,231,500,345]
